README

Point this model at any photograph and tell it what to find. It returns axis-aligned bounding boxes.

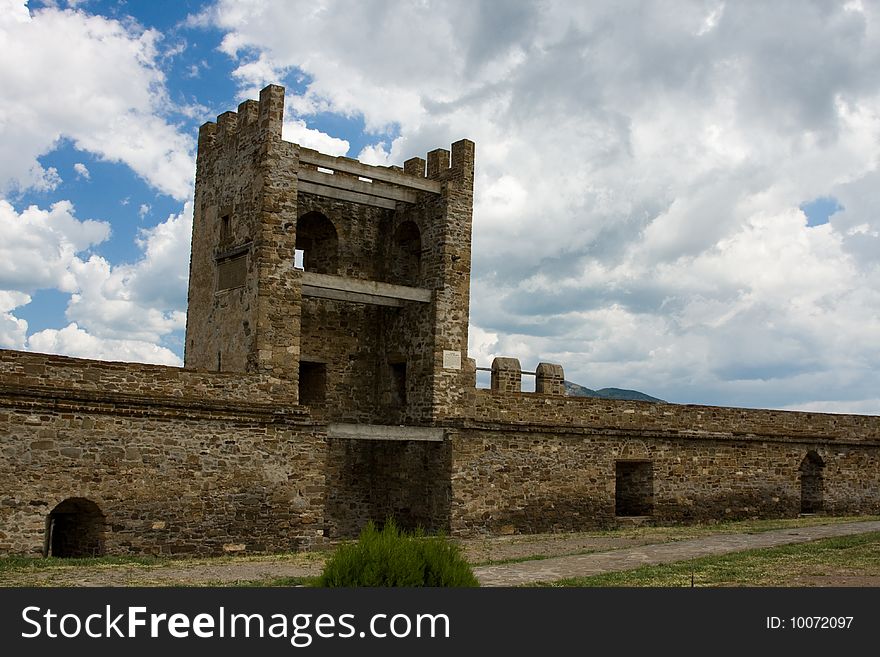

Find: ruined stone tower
[185,84,476,426]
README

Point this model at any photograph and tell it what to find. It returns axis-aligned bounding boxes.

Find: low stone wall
[449,426,880,535]
[451,391,880,535]
[0,349,296,405]
[468,389,880,442]
[0,352,324,556]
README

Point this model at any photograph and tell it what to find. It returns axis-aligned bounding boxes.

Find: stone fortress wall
[450,358,880,535]
[0,350,326,555]
[0,84,877,557]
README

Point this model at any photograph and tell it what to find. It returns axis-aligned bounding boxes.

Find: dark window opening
[390,362,407,406]
[391,221,422,286]
[296,212,338,275]
[799,451,825,514]
[46,497,106,558]
[615,461,653,516]
[299,361,327,406]
[220,214,231,243]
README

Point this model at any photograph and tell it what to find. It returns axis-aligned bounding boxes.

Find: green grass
[539,531,880,587]
[207,576,320,587]
[578,515,880,540]
[0,554,167,572]
[0,547,329,571]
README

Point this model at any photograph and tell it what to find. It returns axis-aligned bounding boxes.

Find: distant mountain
[564,380,665,403]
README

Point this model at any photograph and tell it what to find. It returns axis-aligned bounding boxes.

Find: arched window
[799,451,825,514]
[391,221,421,286]
[46,497,106,558]
[296,212,339,275]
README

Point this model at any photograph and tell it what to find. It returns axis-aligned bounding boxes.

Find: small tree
[318,519,479,587]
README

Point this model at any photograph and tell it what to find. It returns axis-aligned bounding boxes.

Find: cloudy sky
[1,0,879,414]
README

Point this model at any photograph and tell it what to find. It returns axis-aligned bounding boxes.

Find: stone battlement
[480,356,566,396]
[197,84,285,157]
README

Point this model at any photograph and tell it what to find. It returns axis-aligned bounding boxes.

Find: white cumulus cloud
[73,162,90,180]
[0,289,30,349]
[64,203,193,343]
[27,322,182,366]
[0,199,110,294]
[282,118,349,156]
[0,2,195,199]
[0,196,191,364]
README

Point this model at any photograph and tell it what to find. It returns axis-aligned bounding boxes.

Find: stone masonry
[0,84,878,556]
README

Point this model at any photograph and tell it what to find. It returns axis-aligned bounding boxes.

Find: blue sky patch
[799,196,843,227]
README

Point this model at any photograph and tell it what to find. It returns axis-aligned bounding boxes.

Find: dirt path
[473,520,880,586]
[0,532,664,587]
[2,519,878,587]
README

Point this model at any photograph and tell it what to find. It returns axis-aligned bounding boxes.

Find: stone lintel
[300,272,432,306]
[328,423,445,442]
[297,180,398,210]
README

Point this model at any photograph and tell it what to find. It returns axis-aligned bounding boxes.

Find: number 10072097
[766,616,853,630]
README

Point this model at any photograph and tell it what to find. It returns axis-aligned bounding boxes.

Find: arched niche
[296,211,339,275]
[391,221,421,286]
[46,497,106,558]
[799,451,825,514]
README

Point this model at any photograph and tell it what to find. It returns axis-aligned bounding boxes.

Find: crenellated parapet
[488,357,565,396]
[491,357,522,393]
[196,85,284,159]
[402,139,475,183]
[536,362,565,395]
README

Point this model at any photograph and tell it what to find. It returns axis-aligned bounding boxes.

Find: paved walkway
[473,520,880,586]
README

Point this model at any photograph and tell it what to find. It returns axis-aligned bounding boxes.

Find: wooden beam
[298,168,418,203]
[297,180,398,210]
[299,149,442,193]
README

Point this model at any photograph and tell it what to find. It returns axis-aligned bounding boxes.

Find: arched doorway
[391,221,421,286]
[46,498,106,558]
[296,212,339,274]
[799,451,825,514]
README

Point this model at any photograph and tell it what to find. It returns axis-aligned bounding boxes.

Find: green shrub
[318,519,479,587]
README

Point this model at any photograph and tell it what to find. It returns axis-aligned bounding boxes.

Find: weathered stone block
[491,357,521,393]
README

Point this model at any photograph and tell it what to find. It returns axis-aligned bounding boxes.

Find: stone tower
[185,84,475,425]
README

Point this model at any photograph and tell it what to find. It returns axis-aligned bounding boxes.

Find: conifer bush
[318,519,479,587]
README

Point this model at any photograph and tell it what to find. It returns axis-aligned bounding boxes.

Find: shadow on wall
[324,438,452,539]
